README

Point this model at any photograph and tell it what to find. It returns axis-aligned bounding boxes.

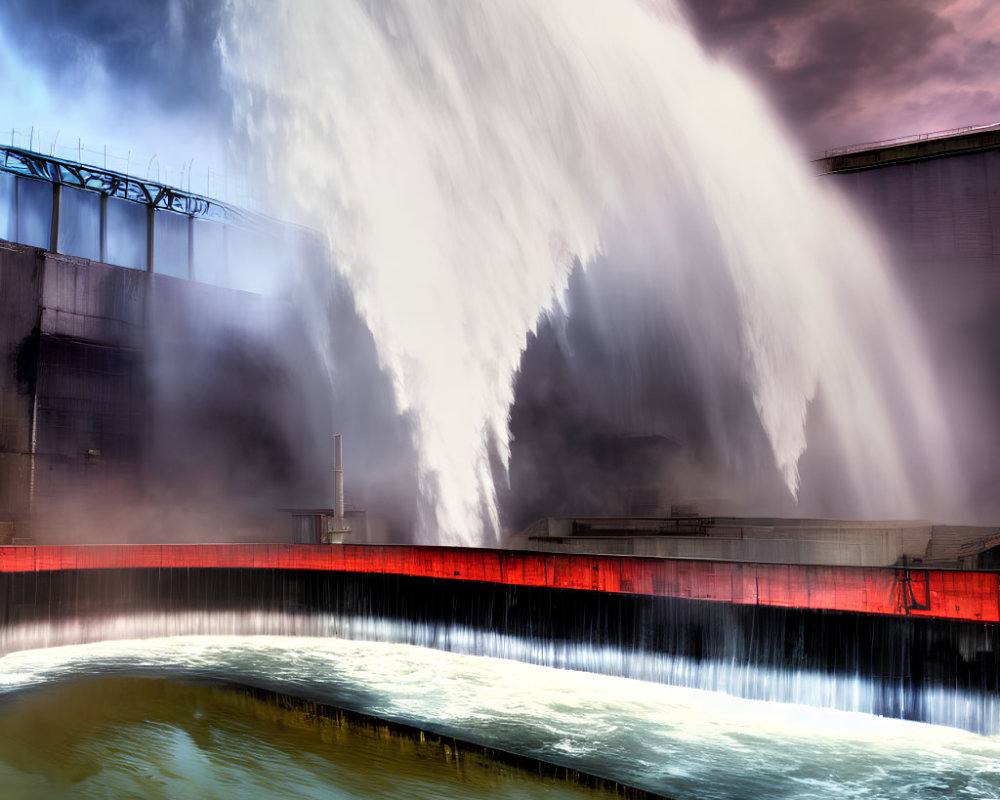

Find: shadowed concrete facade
[5,131,1000,547]
[0,147,422,544]
[818,128,1000,520]
[0,241,348,543]
[503,129,1000,534]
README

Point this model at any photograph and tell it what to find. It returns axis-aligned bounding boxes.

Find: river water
[1,636,998,799]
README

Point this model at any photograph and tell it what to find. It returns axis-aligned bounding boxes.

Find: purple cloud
[683,0,1000,151]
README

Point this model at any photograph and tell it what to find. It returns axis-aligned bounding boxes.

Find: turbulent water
[0,679,613,800]
[1,637,998,800]
[2,611,996,735]
[221,0,959,543]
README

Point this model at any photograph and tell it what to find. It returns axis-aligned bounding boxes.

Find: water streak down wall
[1,544,997,733]
[817,130,1000,520]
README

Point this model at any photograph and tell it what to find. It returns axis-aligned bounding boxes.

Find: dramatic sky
[0,0,998,161]
[685,0,1000,151]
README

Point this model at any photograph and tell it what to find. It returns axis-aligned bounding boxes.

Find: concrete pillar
[11,176,18,243]
[49,183,60,253]
[187,214,195,280]
[99,194,108,263]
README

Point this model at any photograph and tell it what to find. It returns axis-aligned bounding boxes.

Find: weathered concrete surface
[512,516,1000,569]
[1,542,998,623]
[39,254,146,347]
[0,241,337,543]
[818,135,1000,521]
[815,127,1000,174]
[0,242,42,541]
[3,543,998,732]
[0,233,422,545]
[511,516,935,567]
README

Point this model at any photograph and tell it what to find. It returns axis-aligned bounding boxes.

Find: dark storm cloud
[6,1,997,160]
[0,0,228,118]
[683,0,1000,150]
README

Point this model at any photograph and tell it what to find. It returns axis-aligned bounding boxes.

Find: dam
[1,541,999,734]
[1,126,1000,797]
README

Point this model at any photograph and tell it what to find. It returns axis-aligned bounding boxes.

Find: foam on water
[2,635,998,799]
[1,611,996,735]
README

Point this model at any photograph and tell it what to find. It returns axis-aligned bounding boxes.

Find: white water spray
[221,0,960,543]
[2,616,998,735]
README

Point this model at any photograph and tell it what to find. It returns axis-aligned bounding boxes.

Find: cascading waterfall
[2,565,997,735]
[220,0,961,544]
[2,609,996,735]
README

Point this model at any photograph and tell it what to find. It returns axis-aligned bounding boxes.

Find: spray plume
[221,0,961,543]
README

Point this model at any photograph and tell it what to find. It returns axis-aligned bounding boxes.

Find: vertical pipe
[334,433,344,530]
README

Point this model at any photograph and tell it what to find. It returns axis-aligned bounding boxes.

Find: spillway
[2,543,997,737]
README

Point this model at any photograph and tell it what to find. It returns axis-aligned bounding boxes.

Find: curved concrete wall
[1,543,997,732]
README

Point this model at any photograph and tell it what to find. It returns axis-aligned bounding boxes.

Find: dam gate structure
[1,134,1000,738]
[0,542,998,734]
[0,145,346,544]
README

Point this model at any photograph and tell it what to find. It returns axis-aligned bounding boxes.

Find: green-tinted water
[2,636,999,799]
[0,676,628,800]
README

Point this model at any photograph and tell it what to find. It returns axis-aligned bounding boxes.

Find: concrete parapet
[815,127,1000,174]
[513,516,934,567]
[0,542,998,733]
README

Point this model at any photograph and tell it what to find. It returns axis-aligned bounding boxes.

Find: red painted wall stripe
[0,544,997,623]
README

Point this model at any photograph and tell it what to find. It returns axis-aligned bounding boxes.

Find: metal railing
[0,145,258,227]
[3,125,253,209]
[816,120,1000,160]
[0,144,311,289]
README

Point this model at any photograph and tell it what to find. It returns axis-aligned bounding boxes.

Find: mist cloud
[2,1,990,538]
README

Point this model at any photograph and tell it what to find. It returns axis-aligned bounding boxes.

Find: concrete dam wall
[0,241,342,543]
[4,132,1000,536]
[0,143,427,542]
[1,543,998,734]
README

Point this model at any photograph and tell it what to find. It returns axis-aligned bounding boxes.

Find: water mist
[221,0,961,544]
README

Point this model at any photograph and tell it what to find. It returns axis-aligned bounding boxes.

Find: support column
[146,205,155,272]
[187,214,195,280]
[334,433,345,527]
[99,194,107,263]
[49,183,61,253]
[12,177,19,243]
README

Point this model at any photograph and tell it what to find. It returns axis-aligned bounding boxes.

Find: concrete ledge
[517,517,933,567]
[0,542,997,622]
[815,128,1000,173]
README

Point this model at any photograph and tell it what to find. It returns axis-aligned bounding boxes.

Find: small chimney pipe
[333,433,344,530]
